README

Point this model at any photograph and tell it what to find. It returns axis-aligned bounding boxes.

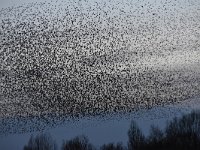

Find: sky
[1,96,199,150]
[0,0,200,149]
[1,0,200,71]
[0,0,49,9]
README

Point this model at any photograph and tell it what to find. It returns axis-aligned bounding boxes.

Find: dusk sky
[0,0,200,150]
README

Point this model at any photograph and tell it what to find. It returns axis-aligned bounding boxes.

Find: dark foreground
[23,110,200,150]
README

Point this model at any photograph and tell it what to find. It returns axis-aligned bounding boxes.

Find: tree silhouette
[145,125,164,150]
[100,143,126,150]
[62,135,95,150]
[22,111,200,150]
[127,121,145,150]
[164,111,200,150]
[24,133,57,150]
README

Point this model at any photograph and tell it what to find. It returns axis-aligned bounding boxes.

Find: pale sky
[0,0,47,9]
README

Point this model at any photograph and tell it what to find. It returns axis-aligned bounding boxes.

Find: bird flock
[0,0,200,121]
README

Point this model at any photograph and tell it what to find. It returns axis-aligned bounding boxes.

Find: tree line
[24,110,200,150]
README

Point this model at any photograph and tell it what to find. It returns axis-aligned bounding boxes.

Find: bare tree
[62,135,95,150]
[24,133,57,150]
[127,121,145,150]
